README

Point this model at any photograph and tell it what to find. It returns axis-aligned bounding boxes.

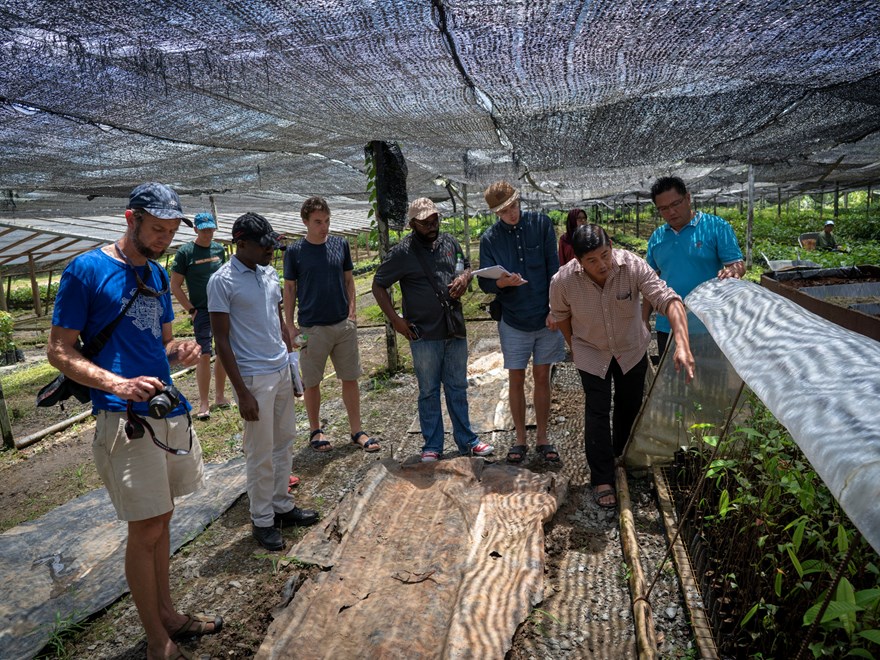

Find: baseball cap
[408,198,440,221]
[231,212,282,249]
[128,182,191,226]
[824,220,835,226]
[484,181,520,214]
[194,212,217,230]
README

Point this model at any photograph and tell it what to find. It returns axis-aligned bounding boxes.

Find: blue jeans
[410,338,478,455]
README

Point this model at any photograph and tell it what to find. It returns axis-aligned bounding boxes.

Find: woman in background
[558,208,588,265]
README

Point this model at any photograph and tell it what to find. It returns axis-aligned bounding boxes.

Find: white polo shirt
[207,255,288,376]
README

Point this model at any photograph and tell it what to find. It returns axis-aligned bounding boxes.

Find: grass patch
[0,361,59,397]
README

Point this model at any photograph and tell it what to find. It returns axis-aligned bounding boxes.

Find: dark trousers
[578,355,649,486]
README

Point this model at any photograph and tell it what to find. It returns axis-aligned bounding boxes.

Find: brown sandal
[170,613,223,640]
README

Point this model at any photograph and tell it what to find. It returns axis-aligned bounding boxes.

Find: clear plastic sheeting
[686,278,880,555]
[626,330,744,468]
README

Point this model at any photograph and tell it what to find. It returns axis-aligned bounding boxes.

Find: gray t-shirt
[207,255,287,376]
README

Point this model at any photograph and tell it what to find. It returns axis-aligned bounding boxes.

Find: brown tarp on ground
[258,457,566,659]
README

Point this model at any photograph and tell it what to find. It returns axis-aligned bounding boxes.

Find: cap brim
[489,190,520,214]
[144,207,191,226]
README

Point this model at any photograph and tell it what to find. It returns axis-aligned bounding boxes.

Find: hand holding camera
[124,381,191,455]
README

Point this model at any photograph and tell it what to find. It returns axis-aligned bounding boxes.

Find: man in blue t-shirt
[47,183,220,658]
[477,180,566,465]
[643,176,745,358]
[282,196,379,454]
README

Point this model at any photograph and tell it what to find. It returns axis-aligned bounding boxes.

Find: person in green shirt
[817,220,839,251]
[171,212,231,418]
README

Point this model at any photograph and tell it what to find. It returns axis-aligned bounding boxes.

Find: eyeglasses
[656,197,687,214]
[115,243,170,297]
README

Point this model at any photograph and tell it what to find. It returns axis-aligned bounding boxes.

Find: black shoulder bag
[411,240,468,339]
[37,289,142,408]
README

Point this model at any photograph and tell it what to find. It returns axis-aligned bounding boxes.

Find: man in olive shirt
[171,212,231,418]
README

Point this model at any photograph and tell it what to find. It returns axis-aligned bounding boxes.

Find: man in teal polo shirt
[642,176,745,359]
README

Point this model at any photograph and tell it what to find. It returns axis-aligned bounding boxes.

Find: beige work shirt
[550,248,681,378]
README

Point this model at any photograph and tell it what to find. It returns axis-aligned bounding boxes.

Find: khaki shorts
[299,318,362,387]
[93,410,205,522]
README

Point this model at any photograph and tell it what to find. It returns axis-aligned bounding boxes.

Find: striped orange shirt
[550,248,681,377]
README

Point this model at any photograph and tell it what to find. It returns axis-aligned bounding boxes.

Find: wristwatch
[188,307,197,315]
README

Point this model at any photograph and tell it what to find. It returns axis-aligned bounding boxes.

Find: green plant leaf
[791,517,807,552]
[803,600,862,626]
[786,544,804,578]
[719,489,730,516]
[740,602,760,626]
[837,523,850,554]
[846,649,875,658]
[858,629,880,645]
[774,570,783,597]
[855,589,880,609]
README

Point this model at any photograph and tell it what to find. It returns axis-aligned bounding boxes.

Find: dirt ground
[1,313,695,659]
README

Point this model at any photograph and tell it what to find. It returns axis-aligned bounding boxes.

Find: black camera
[147,382,181,419]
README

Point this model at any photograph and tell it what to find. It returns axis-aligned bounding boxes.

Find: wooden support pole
[868,184,872,222]
[371,141,399,373]
[617,467,659,659]
[635,195,641,238]
[833,181,840,220]
[44,269,54,312]
[777,186,782,220]
[819,190,824,221]
[746,165,754,270]
[462,184,471,265]
[28,254,43,317]
[0,379,13,450]
[4,276,10,311]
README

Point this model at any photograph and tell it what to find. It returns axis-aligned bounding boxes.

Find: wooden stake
[28,254,43,317]
[617,467,659,659]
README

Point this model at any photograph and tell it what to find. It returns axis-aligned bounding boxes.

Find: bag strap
[410,238,450,307]
[81,288,141,359]
[80,257,164,359]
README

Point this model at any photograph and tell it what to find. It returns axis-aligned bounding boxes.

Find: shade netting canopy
[2,0,879,221]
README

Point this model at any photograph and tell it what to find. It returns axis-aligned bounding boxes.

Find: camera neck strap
[125,401,192,455]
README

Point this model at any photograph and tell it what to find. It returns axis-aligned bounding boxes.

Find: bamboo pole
[28,254,43,317]
[0,380,13,449]
[617,466,659,659]
[746,165,754,269]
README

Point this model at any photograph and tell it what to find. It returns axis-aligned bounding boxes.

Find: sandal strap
[309,428,325,440]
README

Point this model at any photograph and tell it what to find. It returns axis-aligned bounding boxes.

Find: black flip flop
[537,444,561,463]
[506,445,528,464]
[593,486,617,509]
